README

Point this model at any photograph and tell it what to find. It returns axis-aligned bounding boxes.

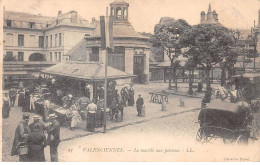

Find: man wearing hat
[136,94,144,117]
[47,114,60,162]
[29,115,46,133]
[62,94,73,108]
[11,114,31,162]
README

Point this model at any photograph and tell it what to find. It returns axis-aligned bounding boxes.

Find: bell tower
[110,0,129,21]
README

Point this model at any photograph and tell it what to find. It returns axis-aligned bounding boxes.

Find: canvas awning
[41,62,137,81]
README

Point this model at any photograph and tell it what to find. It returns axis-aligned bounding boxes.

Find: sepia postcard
[1,0,260,162]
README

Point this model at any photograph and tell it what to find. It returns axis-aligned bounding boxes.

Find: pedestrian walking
[28,125,46,162]
[9,87,17,107]
[117,97,124,121]
[11,114,31,162]
[29,115,46,133]
[110,97,118,121]
[2,92,11,118]
[96,98,105,127]
[136,94,144,117]
[128,84,135,106]
[47,114,60,162]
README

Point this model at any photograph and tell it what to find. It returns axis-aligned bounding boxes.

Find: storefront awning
[3,71,28,75]
[41,62,137,81]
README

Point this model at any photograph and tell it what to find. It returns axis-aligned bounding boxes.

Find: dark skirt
[2,102,10,118]
[87,112,95,132]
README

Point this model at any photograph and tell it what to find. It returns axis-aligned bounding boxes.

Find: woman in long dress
[69,102,82,131]
[2,92,10,118]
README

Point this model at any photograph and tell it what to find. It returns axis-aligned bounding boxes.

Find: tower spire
[208,4,212,13]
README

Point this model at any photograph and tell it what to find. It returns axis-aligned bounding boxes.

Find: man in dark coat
[128,85,135,106]
[29,116,46,133]
[28,125,46,162]
[47,114,60,162]
[23,90,30,112]
[9,87,17,107]
[136,94,144,117]
[11,114,31,162]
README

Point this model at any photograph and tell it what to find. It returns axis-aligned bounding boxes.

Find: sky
[2,0,260,33]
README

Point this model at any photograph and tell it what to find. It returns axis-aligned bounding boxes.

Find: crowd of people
[11,114,60,162]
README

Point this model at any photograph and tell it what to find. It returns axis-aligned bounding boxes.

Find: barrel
[87,111,96,132]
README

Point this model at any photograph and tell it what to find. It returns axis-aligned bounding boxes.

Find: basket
[17,144,29,155]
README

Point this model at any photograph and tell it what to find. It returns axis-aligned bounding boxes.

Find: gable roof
[4,11,54,24]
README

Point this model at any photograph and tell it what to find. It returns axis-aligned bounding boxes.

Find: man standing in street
[136,94,144,117]
[29,115,46,133]
[47,114,60,162]
[11,114,31,162]
[9,87,17,107]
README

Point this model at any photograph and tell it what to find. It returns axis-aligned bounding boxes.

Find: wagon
[196,99,255,144]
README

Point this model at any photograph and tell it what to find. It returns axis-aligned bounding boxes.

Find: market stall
[38,61,136,125]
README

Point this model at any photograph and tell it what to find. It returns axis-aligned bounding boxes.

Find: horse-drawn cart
[196,99,257,144]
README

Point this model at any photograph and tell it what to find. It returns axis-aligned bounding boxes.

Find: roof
[200,19,223,26]
[46,11,95,29]
[65,39,87,61]
[110,0,129,5]
[4,11,54,24]
[41,62,136,81]
[89,21,149,39]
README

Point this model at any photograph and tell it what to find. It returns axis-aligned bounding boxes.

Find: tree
[150,17,191,90]
[179,24,235,92]
[219,48,238,86]
[184,58,197,95]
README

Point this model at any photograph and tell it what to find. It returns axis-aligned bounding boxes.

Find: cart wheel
[196,128,212,143]
[236,135,248,145]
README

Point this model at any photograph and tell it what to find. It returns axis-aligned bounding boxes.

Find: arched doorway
[29,53,45,61]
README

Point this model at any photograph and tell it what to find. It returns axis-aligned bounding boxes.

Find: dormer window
[29,22,35,28]
[6,20,12,27]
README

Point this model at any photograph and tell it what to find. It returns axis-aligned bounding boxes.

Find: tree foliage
[179,24,236,90]
[150,17,191,89]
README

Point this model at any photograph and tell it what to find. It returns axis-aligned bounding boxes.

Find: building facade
[3,9,96,62]
[67,0,151,84]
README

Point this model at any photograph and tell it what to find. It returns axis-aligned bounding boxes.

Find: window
[90,47,99,62]
[58,52,61,61]
[29,22,35,28]
[55,52,57,61]
[6,20,12,27]
[18,34,24,46]
[59,33,62,46]
[39,36,44,48]
[6,33,13,46]
[50,52,52,61]
[18,52,24,61]
[45,36,48,48]
[50,35,52,47]
[55,34,57,47]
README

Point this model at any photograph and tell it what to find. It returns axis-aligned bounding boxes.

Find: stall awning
[3,71,28,75]
[41,62,137,81]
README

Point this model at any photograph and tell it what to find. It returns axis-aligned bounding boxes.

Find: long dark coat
[11,122,31,156]
[128,88,135,106]
[28,132,46,162]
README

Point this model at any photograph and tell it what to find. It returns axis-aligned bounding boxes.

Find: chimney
[58,10,62,16]
[70,11,77,23]
[258,9,260,27]
[200,11,205,23]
